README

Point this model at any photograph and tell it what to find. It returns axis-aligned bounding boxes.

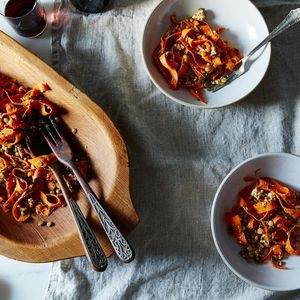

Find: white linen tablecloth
[46,0,300,299]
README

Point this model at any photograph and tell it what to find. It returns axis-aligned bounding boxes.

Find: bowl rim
[141,0,271,109]
[211,152,300,291]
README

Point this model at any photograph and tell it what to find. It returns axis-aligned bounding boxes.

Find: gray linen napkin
[46,0,300,299]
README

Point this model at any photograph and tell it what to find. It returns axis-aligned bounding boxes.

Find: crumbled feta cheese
[210,46,217,56]
[251,187,263,200]
[173,43,184,50]
[257,228,263,235]
[220,76,227,84]
[192,8,206,21]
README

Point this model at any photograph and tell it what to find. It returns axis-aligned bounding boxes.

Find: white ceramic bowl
[142,0,271,108]
[211,153,300,291]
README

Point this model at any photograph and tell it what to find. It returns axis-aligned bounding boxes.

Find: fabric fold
[46,0,300,299]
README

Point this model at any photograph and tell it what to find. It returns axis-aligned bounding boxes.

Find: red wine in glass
[4,0,47,37]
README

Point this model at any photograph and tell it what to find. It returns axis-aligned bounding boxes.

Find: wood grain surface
[0,31,139,262]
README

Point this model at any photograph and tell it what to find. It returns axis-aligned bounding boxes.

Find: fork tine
[211,73,238,93]
[41,129,57,153]
[223,73,238,87]
[47,116,69,145]
[42,120,62,146]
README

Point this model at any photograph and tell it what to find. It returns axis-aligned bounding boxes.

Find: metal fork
[209,8,300,92]
[41,117,135,263]
[25,135,107,272]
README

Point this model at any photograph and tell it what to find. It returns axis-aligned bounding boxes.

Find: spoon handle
[50,163,108,272]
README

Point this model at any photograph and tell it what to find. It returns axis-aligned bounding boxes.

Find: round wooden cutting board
[0,31,139,262]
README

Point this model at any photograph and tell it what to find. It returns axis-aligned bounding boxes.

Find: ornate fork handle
[247,8,300,59]
[50,164,108,272]
[69,163,135,263]
[88,192,134,262]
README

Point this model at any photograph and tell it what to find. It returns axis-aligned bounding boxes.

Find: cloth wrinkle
[46,0,300,299]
